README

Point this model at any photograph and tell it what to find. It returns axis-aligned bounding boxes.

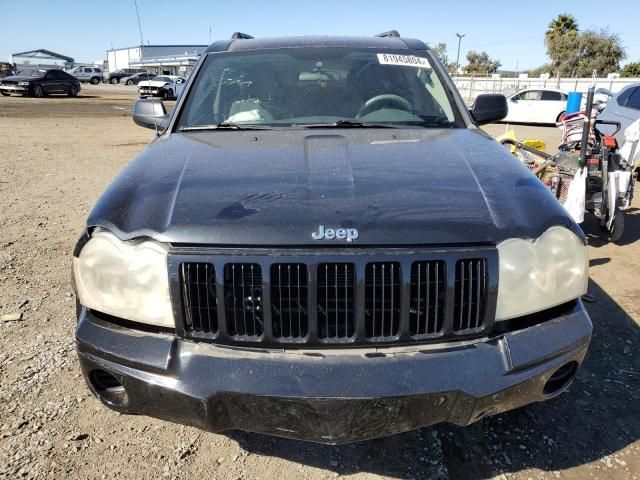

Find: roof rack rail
[375,30,400,38]
[231,32,254,40]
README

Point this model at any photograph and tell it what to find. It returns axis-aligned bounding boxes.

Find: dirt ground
[0,84,638,480]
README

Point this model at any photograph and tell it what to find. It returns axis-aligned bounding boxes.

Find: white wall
[453,76,640,103]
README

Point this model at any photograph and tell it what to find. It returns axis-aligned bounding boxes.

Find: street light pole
[455,33,466,73]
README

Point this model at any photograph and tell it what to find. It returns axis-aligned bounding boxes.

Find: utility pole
[455,33,465,74]
[134,0,144,46]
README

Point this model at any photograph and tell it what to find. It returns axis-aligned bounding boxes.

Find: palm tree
[545,14,579,46]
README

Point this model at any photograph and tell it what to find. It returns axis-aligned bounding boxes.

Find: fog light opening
[89,369,128,407]
[543,362,578,396]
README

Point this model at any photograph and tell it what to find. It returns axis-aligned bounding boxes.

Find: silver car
[597,83,640,144]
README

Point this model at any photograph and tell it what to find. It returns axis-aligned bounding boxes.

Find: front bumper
[0,84,28,94]
[138,87,160,97]
[76,302,592,444]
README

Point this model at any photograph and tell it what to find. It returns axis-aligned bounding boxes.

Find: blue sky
[1,0,639,70]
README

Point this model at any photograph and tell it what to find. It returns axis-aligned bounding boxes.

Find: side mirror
[470,94,508,125]
[132,99,168,130]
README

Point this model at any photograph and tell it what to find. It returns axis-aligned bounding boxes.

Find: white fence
[452,76,640,104]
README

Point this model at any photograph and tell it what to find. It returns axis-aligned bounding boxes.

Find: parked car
[0,62,15,78]
[0,68,80,97]
[69,66,103,85]
[121,72,156,86]
[138,75,185,99]
[596,83,640,145]
[74,33,591,444]
[104,68,146,84]
[503,88,568,124]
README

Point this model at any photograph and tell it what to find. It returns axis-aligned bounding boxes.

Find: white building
[106,45,207,74]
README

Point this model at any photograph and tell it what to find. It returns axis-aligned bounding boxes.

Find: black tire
[163,89,173,100]
[1,91,10,97]
[556,111,566,124]
[126,80,134,86]
[68,85,78,97]
[607,212,625,243]
[90,77,100,85]
[32,85,44,98]
[110,77,119,84]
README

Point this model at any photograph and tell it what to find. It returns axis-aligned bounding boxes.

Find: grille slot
[317,263,355,340]
[271,263,309,339]
[224,263,263,337]
[454,259,487,331]
[181,263,218,335]
[409,261,446,336]
[365,262,401,339]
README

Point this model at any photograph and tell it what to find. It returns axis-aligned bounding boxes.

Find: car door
[43,71,60,93]
[506,90,538,123]
[539,90,566,123]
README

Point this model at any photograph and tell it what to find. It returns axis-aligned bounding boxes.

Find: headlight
[73,230,174,327]
[496,226,588,321]
[18,81,30,86]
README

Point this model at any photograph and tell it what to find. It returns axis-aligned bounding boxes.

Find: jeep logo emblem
[311,225,359,242]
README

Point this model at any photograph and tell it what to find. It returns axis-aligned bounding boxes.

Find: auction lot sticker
[377,53,430,68]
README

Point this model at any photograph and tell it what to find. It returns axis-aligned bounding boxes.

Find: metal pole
[579,86,595,166]
[456,33,465,73]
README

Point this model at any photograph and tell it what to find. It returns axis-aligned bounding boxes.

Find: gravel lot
[1,84,639,480]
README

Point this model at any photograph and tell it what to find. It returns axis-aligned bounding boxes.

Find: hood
[138,79,171,88]
[1,74,39,83]
[88,128,577,246]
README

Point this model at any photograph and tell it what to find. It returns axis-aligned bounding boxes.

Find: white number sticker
[377,53,430,68]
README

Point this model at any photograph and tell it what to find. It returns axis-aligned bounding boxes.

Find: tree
[528,64,552,77]
[432,43,449,66]
[620,62,640,78]
[545,13,579,47]
[547,29,626,77]
[464,50,501,75]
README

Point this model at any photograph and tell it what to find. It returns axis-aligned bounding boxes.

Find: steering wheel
[356,94,413,118]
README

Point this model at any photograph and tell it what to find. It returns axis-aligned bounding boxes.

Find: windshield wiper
[302,120,397,129]
[179,122,272,131]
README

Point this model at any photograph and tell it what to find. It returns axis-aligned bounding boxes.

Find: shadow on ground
[228,279,639,478]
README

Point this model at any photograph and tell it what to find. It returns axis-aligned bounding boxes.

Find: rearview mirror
[132,99,168,131]
[470,94,508,125]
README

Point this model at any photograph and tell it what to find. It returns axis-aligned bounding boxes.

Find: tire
[90,77,100,85]
[163,89,173,100]
[1,91,10,97]
[32,85,44,98]
[126,80,134,86]
[556,111,565,123]
[68,85,78,97]
[606,212,625,243]
[110,77,119,84]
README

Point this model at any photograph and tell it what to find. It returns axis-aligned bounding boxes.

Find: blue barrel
[566,92,582,114]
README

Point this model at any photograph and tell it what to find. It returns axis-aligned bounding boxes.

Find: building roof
[205,35,428,54]
[11,49,74,63]
[107,44,207,52]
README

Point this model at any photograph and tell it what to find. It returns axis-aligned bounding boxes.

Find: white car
[502,89,568,124]
[596,83,640,144]
[138,76,185,100]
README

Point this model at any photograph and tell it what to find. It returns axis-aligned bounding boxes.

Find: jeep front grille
[224,263,263,337]
[365,262,401,339]
[271,263,309,340]
[409,261,446,336]
[453,259,488,331]
[180,263,218,336]
[172,248,496,347]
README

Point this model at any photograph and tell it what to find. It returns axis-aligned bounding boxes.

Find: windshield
[17,69,45,77]
[155,76,173,82]
[177,48,461,129]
